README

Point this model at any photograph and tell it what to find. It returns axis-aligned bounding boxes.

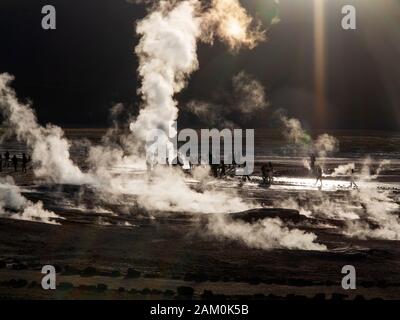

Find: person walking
[315,164,323,189]
[310,153,316,171]
[349,168,359,190]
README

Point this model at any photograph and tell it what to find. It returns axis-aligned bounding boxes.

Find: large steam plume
[0,74,94,185]
[129,0,268,147]
[130,0,202,147]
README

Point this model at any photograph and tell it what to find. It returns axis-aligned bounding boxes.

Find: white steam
[360,158,391,181]
[208,214,327,251]
[331,163,355,177]
[0,73,94,185]
[130,0,202,145]
[0,176,61,225]
[343,187,400,240]
[280,115,339,157]
[314,133,339,157]
[201,0,266,51]
[280,116,311,145]
[0,0,329,254]
[276,183,400,241]
[233,71,268,114]
[186,71,268,127]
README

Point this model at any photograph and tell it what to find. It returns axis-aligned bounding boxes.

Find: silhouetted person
[211,164,218,178]
[310,153,316,171]
[219,160,226,178]
[22,153,28,173]
[315,164,323,189]
[349,168,358,190]
[232,157,237,170]
[4,151,10,168]
[209,153,218,178]
[11,154,18,172]
[267,162,274,184]
[242,161,251,181]
[261,164,268,183]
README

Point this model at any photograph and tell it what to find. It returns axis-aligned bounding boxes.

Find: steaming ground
[1,129,400,299]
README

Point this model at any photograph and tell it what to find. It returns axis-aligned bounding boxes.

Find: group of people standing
[147,153,257,182]
[209,154,254,181]
[0,151,30,173]
[210,158,240,179]
[147,152,359,190]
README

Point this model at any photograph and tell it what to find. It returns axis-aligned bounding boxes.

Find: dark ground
[1,208,400,300]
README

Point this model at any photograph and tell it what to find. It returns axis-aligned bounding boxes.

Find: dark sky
[0,0,399,131]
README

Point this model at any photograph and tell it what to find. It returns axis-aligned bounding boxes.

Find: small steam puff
[186,71,268,127]
[280,115,339,157]
[232,71,268,114]
[208,214,327,251]
[330,159,390,179]
[280,116,311,145]
[314,133,339,157]
[331,163,355,177]
[361,157,391,181]
[201,0,266,51]
[0,73,94,185]
[0,176,61,225]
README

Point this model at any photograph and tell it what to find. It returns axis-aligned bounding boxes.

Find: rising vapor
[201,0,266,51]
[0,176,61,224]
[186,71,268,127]
[280,115,339,158]
[130,0,202,148]
[130,0,269,147]
[0,73,94,185]
[208,213,327,251]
